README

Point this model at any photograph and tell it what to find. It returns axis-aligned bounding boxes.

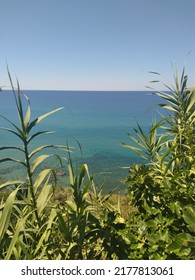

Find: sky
[0,0,195,90]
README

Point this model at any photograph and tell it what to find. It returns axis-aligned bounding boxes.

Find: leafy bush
[123,68,195,259]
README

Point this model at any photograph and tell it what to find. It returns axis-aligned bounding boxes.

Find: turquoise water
[0,90,161,191]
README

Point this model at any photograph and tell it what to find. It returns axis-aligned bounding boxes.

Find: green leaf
[157,104,178,112]
[27,107,63,133]
[34,168,56,192]
[0,158,27,167]
[30,154,51,173]
[57,212,72,242]
[0,126,24,141]
[0,187,19,240]
[5,216,26,260]
[34,208,57,257]
[78,164,86,188]
[68,163,74,186]
[0,115,25,138]
[0,146,24,153]
[27,131,53,143]
[186,87,195,113]
[29,144,69,158]
[37,179,53,216]
[0,180,24,190]
[7,66,20,113]
[24,99,31,130]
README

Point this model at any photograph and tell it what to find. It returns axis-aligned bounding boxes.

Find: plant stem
[23,138,41,227]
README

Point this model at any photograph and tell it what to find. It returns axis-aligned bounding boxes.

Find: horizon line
[1,88,157,92]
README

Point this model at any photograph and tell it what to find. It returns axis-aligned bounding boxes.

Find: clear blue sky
[0,0,195,90]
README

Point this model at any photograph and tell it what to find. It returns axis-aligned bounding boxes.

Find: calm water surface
[0,90,162,191]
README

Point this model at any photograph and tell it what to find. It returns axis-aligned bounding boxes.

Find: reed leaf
[5,216,26,260]
[0,146,24,153]
[0,126,24,141]
[33,168,54,192]
[0,180,24,190]
[0,187,19,241]
[157,104,179,112]
[24,99,31,130]
[29,144,69,159]
[0,158,27,167]
[7,66,20,113]
[27,131,53,144]
[185,87,195,113]
[27,107,63,133]
[30,154,51,173]
[37,180,53,216]
[0,114,25,138]
[34,208,57,257]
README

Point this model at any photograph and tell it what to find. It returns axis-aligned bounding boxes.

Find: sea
[0,90,162,192]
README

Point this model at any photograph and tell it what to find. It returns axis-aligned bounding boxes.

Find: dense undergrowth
[0,67,194,259]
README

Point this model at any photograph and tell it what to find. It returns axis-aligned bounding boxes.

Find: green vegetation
[123,68,195,259]
[0,67,194,259]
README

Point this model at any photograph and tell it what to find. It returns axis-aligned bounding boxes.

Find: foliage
[123,67,195,259]
[55,161,128,259]
[0,69,126,259]
[0,66,194,260]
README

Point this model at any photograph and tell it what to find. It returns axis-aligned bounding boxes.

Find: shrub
[123,67,195,259]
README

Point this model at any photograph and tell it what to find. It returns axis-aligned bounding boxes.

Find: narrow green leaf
[78,164,86,188]
[29,144,70,158]
[5,217,25,260]
[0,126,24,141]
[34,168,54,192]
[24,101,31,130]
[57,212,72,242]
[34,208,57,256]
[16,80,24,125]
[122,143,147,159]
[0,146,24,153]
[186,87,195,113]
[0,187,19,240]
[122,143,142,152]
[0,158,27,167]
[27,131,53,143]
[27,107,63,133]
[127,134,147,149]
[0,180,24,190]
[68,163,74,186]
[29,145,54,158]
[37,179,52,216]
[157,104,178,112]
[30,154,51,173]
[7,66,20,113]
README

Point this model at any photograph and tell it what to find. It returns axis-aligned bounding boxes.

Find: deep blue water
[0,90,162,191]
